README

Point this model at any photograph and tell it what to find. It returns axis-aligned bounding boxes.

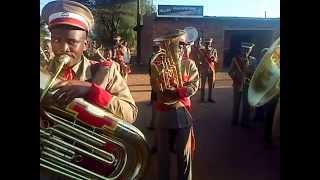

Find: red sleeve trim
[86,83,113,108]
[177,87,188,98]
[100,60,113,67]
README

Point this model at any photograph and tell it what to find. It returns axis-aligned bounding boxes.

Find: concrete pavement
[128,70,280,180]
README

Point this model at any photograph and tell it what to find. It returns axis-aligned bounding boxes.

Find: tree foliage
[79,0,152,49]
[40,0,152,51]
[93,2,137,48]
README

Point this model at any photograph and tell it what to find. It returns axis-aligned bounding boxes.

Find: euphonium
[150,30,186,104]
[40,55,150,180]
[248,37,280,107]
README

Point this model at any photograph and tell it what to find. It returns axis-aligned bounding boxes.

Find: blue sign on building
[157,5,203,18]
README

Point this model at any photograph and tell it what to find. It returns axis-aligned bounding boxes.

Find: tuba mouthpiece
[58,55,71,65]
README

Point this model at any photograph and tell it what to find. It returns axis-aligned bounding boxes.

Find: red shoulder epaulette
[99,60,113,68]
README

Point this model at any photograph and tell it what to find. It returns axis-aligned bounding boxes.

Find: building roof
[154,15,280,29]
[155,14,280,22]
[203,16,280,20]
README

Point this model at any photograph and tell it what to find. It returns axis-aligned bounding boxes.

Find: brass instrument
[150,30,186,104]
[40,46,50,62]
[248,37,280,107]
[95,45,106,61]
[112,45,131,77]
[40,56,150,179]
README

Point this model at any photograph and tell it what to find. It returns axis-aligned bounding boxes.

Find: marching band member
[229,42,256,127]
[41,0,137,123]
[147,42,162,154]
[112,35,131,81]
[108,48,122,73]
[198,38,218,103]
[151,30,200,180]
[41,25,55,67]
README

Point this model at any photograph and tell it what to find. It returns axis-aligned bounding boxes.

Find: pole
[136,0,141,64]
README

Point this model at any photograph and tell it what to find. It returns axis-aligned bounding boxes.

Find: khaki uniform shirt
[197,47,218,73]
[228,56,256,92]
[48,55,138,123]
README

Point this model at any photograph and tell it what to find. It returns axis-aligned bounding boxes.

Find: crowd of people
[40,1,279,179]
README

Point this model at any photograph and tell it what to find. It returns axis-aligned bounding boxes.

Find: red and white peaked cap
[41,0,94,32]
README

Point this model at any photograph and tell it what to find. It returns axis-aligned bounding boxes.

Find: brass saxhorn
[95,45,106,61]
[248,37,280,107]
[40,46,50,62]
[40,56,150,179]
[150,30,185,105]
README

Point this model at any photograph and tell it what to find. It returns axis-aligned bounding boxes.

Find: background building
[140,6,279,71]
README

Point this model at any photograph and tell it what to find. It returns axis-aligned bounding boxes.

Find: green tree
[92,0,152,49]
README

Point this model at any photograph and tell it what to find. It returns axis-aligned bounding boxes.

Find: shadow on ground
[131,85,280,180]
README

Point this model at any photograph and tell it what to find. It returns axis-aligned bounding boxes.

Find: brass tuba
[150,28,198,105]
[40,55,150,180]
[150,30,186,104]
[248,37,280,107]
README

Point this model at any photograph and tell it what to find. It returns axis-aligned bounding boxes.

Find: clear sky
[41,0,280,18]
[153,0,280,18]
[40,0,52,14]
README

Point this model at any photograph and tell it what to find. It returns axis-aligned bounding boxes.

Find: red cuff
[86,83,113,108]
[177,87,188,98]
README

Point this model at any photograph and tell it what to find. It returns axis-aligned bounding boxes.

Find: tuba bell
[40,56,150,179]
[150,30,186,105]
[150,28,198,105]
[248,37,280,107]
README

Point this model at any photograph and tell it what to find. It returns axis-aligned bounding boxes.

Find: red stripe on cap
[49,17,88,31]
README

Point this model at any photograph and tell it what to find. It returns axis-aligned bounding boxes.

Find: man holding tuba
[150,30,200,180]
[229,42,257,127]
[41,0,137,123]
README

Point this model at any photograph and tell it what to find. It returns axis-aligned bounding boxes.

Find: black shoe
[170,146,176,154]
[151,146,158,154]
[208,99,216,103]
[264,136,273,145]
[232,121,239,126]
[240,122,251,128]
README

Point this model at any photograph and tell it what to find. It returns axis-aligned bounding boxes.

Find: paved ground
[128,66,280,180]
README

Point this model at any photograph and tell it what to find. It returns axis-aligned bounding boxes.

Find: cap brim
[49,21,88,31]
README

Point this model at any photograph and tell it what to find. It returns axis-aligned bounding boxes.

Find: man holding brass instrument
[228,42,256,127]
[198,38,218,103]
[113,35,131,81]
[40,1,139,178]
[40,25,54,68]
[150,29,200,180]
[41,0,137,123]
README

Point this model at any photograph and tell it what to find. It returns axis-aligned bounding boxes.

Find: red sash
[199,49,216,72]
